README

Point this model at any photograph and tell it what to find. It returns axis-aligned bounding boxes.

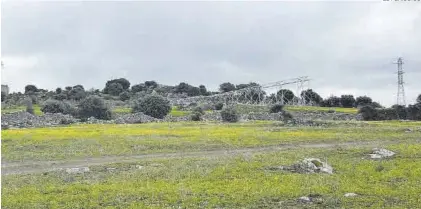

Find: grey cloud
[2,1,421,106]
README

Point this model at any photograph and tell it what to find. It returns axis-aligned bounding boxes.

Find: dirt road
[1,140,406,175]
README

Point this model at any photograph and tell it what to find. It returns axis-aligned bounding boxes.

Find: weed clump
[221,106,239,122]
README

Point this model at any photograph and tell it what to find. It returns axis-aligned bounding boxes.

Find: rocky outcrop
[1,111,78,128]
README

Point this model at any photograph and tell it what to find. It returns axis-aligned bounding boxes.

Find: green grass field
[2,121,420,162]
[2,119,421,208]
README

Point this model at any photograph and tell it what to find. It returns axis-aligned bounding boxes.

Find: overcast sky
[1,1,420,107]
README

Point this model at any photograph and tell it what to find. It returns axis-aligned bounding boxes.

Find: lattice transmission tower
[394,57,406,106]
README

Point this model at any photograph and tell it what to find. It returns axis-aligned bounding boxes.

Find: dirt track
[1,140,406,176]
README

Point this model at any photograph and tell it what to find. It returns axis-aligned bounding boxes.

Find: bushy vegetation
[1,91,6,102]
[190,107,204,121]
[77,95,112,120]
[221,105,239,122]
[41,99,74,115]
[359,102,421,121]
[119,91,130,101]
[214,102,224,110]
[132,95,171,119]
[269,103,284,113]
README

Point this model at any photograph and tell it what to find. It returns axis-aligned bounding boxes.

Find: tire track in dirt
[1,140,410,175]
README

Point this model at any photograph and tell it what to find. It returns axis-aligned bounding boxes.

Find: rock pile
[1,111,78,128]
[115,112,159,124]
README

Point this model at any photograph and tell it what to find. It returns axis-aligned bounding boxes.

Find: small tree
[190,107,204,121]
[25,85,38,94]
[41,99,74,115]
[277,89,295,104]
[132,95,171,119]
[417,94,421,104]
[131,84,146,93]
[322,96,341,107]
[144,80,158,89]
[68,86,86,101]
[355,96,373,107]
[340,95,356,108]
[78,95,112,120]
[199,85,208,96]
[55,88,62,94]
[107,83,124,96]
[219,82,236,93]
[220,106,239,122]
[359,105,378,121]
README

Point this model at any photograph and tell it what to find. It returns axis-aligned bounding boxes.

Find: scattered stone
[297,194,324,204]
[65,167,90,174]
[115,112,159,124]
[270,158,333,174]
[135,165,144,170]
[298,196,312,203]
[404,128,412,133]
[369,148,395,159]
[106,167,116,171]
[344,193,358,197]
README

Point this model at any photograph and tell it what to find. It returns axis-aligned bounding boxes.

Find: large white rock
[369,148,395,159]
[344,193,358,197]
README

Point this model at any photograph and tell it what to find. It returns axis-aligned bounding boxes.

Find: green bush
[107,83,124,96]
[190,107,205,121]
[1,91,6,102]
[214,102,224,110]
[221,106,239,122]
[119,91,131,101]
[77,95,112,120]
[269,104,284,113]
[41,99,75,115]
[359,105,377,121]
[190,112,202,121]
[132,95,171,119]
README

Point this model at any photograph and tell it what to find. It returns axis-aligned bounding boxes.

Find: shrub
[132,95,171,119]
[214,102,224,110]
[340,95,356,108]
[359,105,378,121]
[25,85,38,94]
[41,99,74,115]
[282,111,294,121]
[25,98,34,115]
[119,91,131,101]
[68,86,86,101]
[190,111,202,121]
[77,95,112,120]
[107,83,124,96]
[269,104,284,113]
[1,91,6,102]
[53,93,67,101]
[220,106,239,122]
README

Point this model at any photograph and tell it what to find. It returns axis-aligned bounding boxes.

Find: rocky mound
[1,111,78,129]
